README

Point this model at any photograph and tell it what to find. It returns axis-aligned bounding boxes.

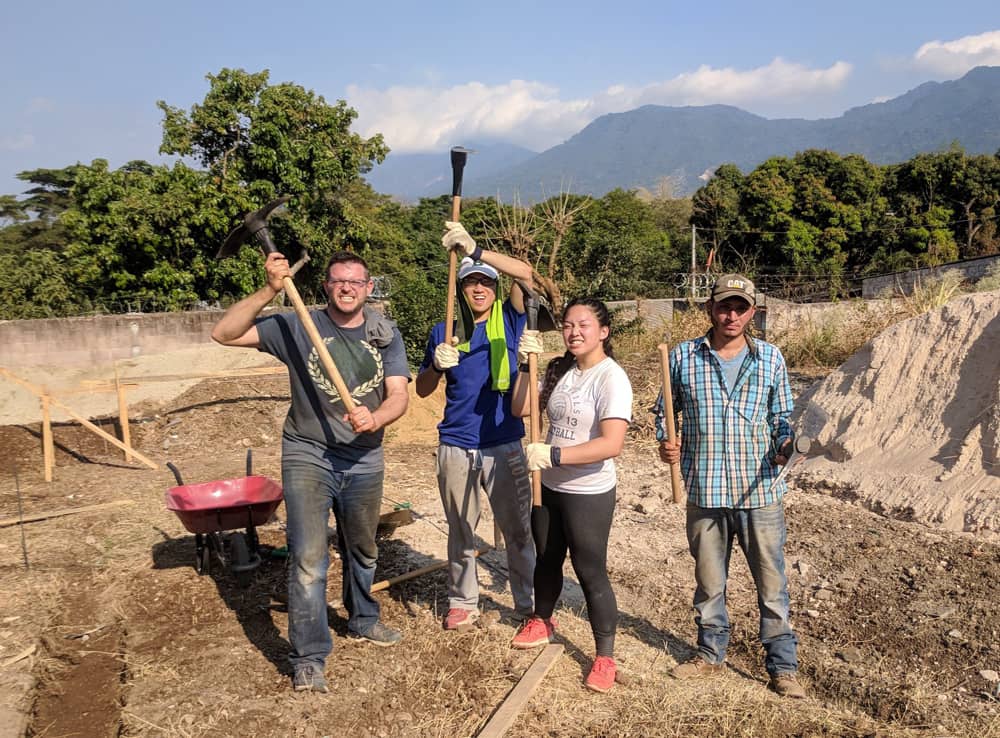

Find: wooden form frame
[0,364,286,482]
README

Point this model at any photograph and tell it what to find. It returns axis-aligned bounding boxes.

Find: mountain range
[363,66,1000,202]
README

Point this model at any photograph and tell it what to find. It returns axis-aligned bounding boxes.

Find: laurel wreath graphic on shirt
[307,337,383,403]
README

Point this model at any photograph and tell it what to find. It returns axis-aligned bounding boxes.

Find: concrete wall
[862,254,1000,298]
[0,311,226,368]
[0,295,898,369]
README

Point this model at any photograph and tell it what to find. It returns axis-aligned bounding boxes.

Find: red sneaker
[585,656,616,693]
[443,608,479,632]
[511,616,557,649]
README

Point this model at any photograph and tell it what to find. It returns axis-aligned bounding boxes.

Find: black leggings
[534,484,618,656]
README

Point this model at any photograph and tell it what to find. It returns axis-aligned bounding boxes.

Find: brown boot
[769,672,806,698]
[670,655,725,679]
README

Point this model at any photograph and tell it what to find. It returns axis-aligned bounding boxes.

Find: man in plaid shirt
[656,273,805,699]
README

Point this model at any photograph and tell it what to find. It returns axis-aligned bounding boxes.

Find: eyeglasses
[327,279,369,290]
[461,276,497,288]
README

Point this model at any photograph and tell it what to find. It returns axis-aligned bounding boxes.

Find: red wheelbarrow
[164,450,283,587]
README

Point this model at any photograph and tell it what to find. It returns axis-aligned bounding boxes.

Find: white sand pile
[796,291,1000,539]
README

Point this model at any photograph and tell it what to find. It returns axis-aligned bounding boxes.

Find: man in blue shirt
[656,273,805,699]
[415,221,536,632]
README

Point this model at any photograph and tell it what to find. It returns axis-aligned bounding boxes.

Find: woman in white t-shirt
[509,297,633,694]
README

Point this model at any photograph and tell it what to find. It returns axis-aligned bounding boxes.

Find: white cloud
[349,58,851,153]
[913,30,1000,76]
[0,133,35,152]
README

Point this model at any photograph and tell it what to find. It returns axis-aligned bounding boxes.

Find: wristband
[470,245,483,261]
[550,446,562,467]
[518,363,529,373]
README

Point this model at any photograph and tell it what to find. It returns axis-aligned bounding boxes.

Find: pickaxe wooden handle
[658,343,684,504]
[219,197,356,412]
[517,282,551,507]
[444,147,471,344]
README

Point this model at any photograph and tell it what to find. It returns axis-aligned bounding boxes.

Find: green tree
[157,67,390,289]
[562,189,674,300]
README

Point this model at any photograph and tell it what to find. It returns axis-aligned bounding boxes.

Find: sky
[3,0,1000,197]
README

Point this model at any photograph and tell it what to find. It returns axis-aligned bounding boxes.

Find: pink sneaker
[511,616,557,649]
[585,656,616,693]
[443,608,479,632]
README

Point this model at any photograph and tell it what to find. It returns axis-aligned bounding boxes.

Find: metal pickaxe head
[514,280,558,332]
[450,147,475,198]
[217,195,291,259]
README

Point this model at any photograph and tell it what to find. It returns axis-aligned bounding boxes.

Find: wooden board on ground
[0,499,135,528]
[476,643,564,738]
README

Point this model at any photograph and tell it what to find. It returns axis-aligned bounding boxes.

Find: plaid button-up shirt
[655,333,793,509]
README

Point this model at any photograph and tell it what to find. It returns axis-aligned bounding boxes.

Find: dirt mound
[797,291,1000,539]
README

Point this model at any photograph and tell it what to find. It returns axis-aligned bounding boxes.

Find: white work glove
[517,329,543,366]
[525,442,553,471]
[442,221,478,256]
[433,340,460,371]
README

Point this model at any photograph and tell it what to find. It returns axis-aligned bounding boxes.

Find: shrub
[972,262,1000,293]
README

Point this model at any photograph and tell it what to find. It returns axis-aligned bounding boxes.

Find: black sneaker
[292,664,328,693]
[352,621,402,647]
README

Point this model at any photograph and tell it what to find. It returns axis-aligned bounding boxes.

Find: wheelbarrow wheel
[195,533,210,576]
[229,532,252,588]
[197,544,211,576]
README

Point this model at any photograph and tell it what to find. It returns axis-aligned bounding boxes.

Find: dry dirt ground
[0,362,999,737]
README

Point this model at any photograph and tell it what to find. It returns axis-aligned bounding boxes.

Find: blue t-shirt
[419,299,526,449]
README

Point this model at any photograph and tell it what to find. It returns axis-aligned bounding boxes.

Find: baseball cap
[458,257,499,282]
[710,273,755,305]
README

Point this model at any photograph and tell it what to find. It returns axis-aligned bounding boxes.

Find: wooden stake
[41,394,53,482]
[476,643,564,738]
[48,398,158,470]
[114,363,132,463]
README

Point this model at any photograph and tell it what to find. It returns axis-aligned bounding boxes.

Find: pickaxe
[514,280,557,551]
[218,196,356,411]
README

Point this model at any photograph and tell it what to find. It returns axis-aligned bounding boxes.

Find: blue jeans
[283,461,383,670]
[686,501,798,675]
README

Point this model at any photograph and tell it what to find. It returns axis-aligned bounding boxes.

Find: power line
[691,209,1000,236]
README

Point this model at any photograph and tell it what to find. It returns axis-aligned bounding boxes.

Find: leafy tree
[561,189,674,300]
[691,164,746,271]
[157,67,389,290]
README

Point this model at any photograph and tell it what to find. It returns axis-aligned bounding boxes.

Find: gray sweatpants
[436,441,535,616]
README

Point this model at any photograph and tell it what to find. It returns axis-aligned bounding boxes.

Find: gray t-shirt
[711,345,749,396]
[256,308,410,473]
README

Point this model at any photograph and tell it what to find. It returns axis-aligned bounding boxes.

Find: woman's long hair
[539,297,615,412]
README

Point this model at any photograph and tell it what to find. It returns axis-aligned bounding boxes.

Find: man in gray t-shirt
[212,250,410,694]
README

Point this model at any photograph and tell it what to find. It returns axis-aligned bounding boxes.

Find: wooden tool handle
[283,276,356,412]
[658,343,684,504]
[443,195,462,344]
[528,353,542,506]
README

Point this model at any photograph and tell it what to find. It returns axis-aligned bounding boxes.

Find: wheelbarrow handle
[165,461,184,486]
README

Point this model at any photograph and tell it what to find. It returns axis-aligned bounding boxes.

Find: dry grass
[974,263,1000,292]
[898,269,966,318]
[771,301,902,370]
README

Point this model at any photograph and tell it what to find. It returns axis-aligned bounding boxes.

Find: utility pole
[690,224,697,299]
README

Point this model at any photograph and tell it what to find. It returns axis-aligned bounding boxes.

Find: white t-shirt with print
[541,357,633,494]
